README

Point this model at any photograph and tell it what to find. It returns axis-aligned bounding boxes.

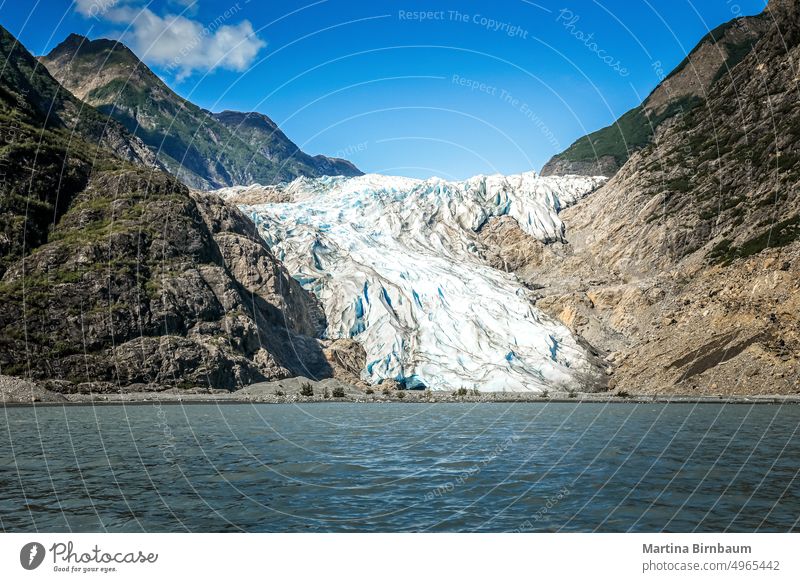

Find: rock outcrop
[540,155,618,180]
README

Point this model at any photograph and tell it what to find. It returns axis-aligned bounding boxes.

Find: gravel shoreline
[2,375,798,406]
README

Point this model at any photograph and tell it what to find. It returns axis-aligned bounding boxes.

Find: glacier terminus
[219,171,606,392]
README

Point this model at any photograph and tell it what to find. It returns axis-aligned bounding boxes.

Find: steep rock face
[0,169,345,390]
[40,34,361,190]
[0,27,360,391]
[541,10,770,177]
[518,0,800,395]
[222,172,608,392]
[0,25,159,279]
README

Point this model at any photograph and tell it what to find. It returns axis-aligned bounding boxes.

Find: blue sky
[1,0,768,179]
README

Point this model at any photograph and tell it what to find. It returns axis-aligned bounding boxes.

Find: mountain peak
[214,110,280,133]
[46,33,141,69]
[56,32,88,49]
[41,33,175,111]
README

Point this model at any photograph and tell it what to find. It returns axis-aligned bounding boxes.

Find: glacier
[220,171,606,392]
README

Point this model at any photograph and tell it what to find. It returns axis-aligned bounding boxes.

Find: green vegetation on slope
[0,26,139,277]
[559,96,704,167]
[708,215,800,265]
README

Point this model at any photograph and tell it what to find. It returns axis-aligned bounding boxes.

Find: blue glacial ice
[220,171,605,392]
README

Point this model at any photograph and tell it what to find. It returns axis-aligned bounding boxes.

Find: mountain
[541,10,771,177]
[0,25,361,391]
[0,28,157,167]
[212,110,361,177]
[40,34,362,190]
[512,0,799,395]
[220,172,607,392]
[0,25,158,278]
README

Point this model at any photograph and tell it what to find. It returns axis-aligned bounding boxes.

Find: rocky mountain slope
[0,25,361,392]
[542,9,770,177]
[514,0,799,395]
[40,34,361,190]
[0,25,159,278]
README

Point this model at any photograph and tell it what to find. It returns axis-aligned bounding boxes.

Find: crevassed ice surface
[230,172,605,392]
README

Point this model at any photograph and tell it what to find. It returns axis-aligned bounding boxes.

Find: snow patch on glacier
[224,171,605,392]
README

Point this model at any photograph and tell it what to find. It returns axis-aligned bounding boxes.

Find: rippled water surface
[1,402,798,532]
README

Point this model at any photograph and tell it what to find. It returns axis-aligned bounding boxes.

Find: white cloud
[76,2,266,79]
[74,0,120,18]
[167,0,200,17]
